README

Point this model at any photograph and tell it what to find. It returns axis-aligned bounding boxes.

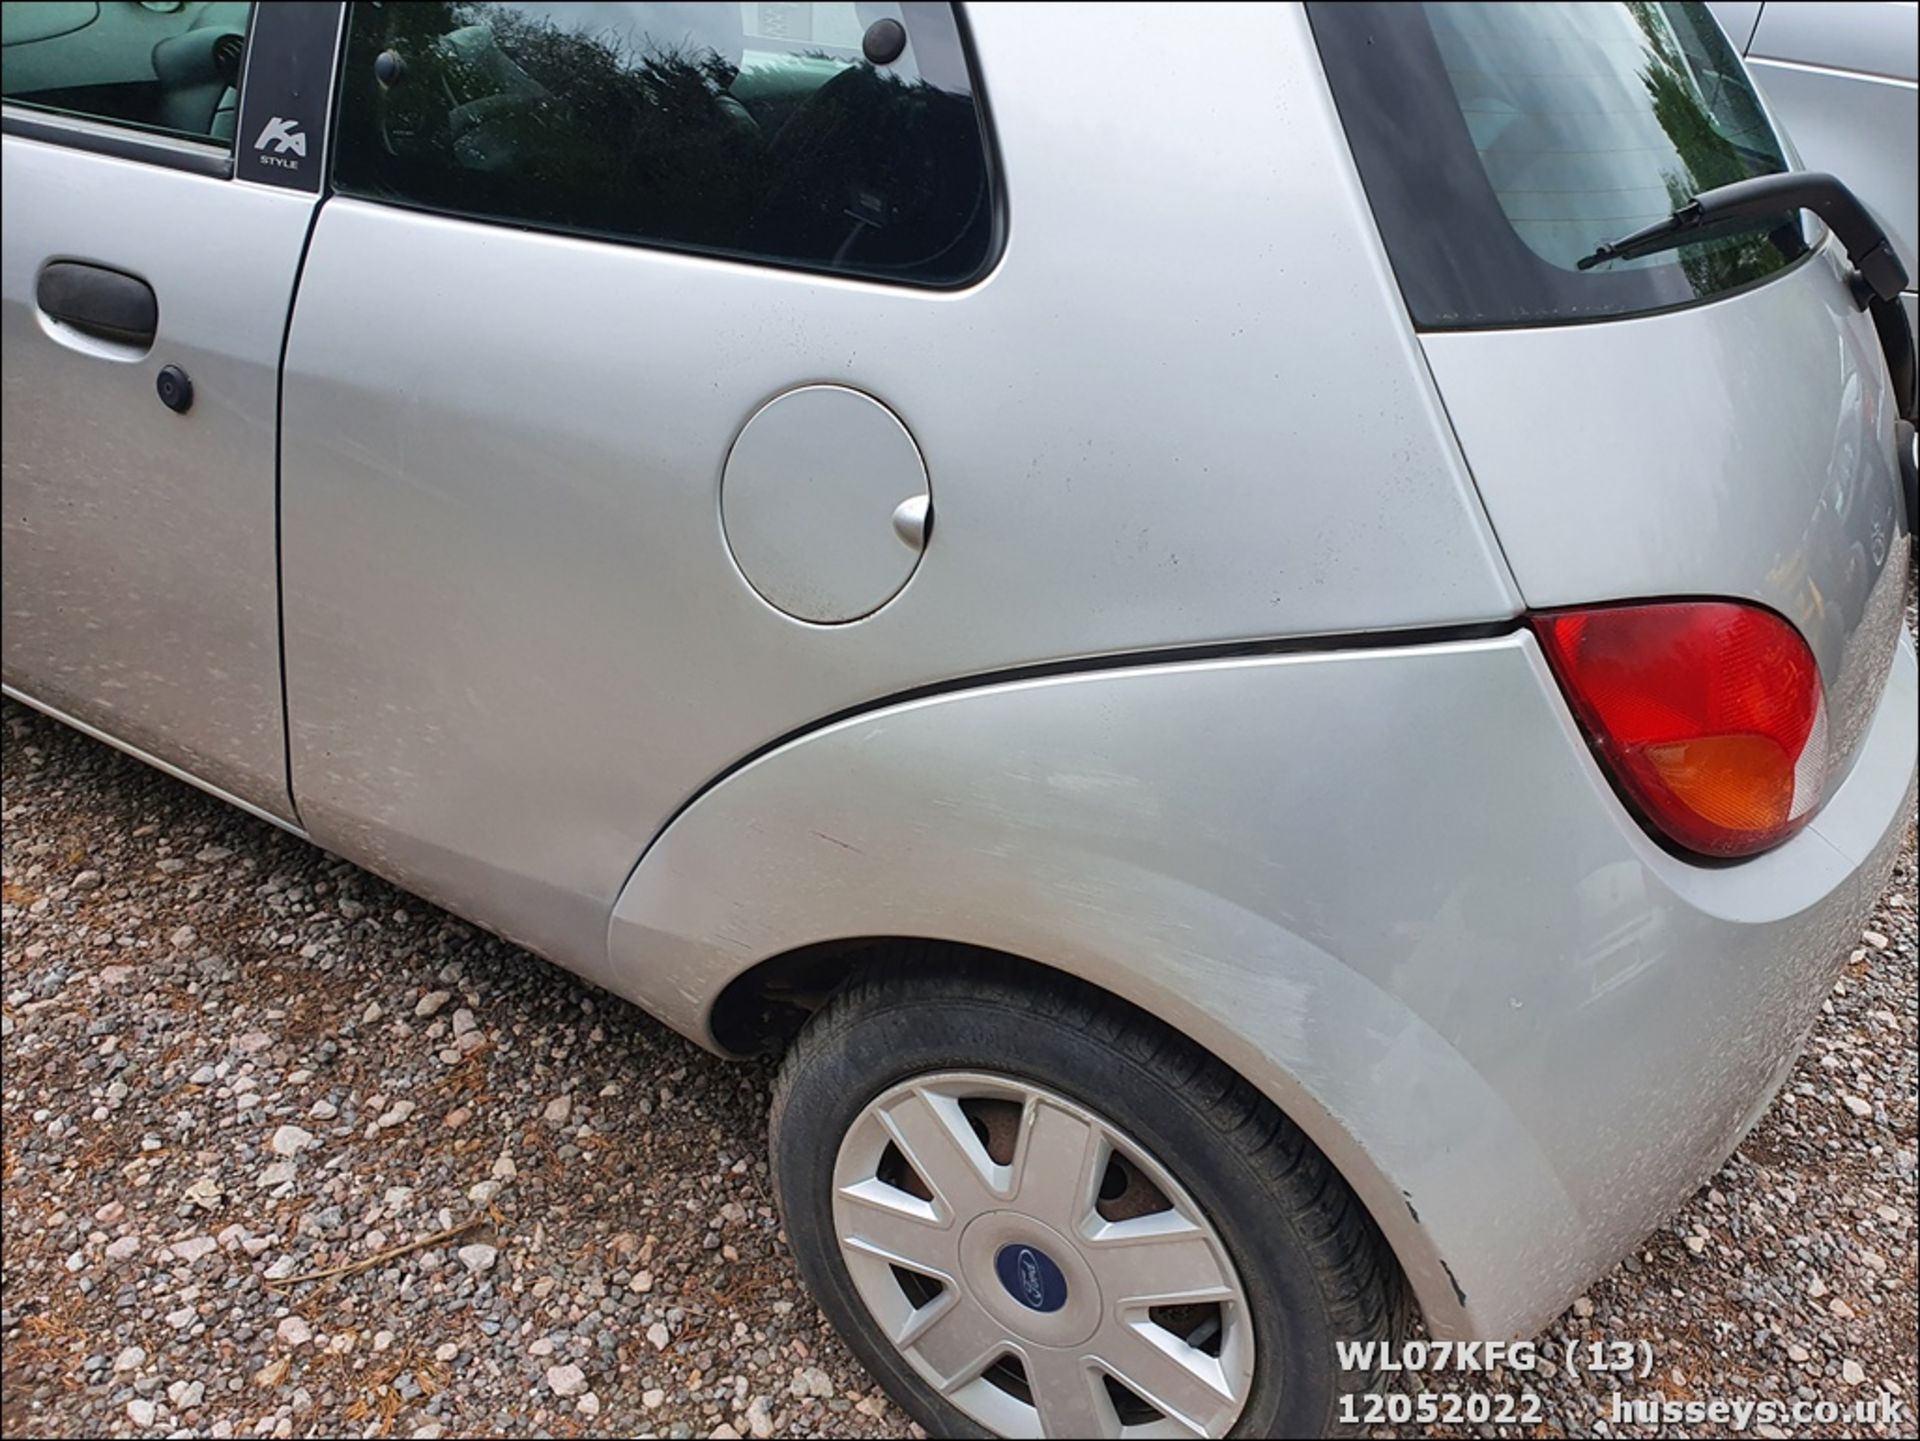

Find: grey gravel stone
[373,1100,415,1129]
[268,1125,315,1157]
[169,1235,217,1264]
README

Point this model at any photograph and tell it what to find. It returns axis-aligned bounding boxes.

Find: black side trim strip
[2,107,233,178]
[618,617,1525,889]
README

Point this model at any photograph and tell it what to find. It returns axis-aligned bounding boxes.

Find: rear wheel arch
[605,647,1572,1342]
[708,935,1451,1340]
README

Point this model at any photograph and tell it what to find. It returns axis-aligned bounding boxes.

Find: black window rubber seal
[1,107,234,179]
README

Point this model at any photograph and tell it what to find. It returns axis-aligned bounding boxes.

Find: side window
[0,1,254,145]
[331,2,997,287]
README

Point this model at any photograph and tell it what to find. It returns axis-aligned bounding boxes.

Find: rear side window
[1309,2,1807,328]
[1,1,252,145]
[331,1,997,287]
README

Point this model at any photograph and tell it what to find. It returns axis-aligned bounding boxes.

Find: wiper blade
[1576,171,1907,306]
[1575,207,1702,270]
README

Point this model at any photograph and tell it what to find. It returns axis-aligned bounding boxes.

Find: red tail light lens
[1532,601,1829,859]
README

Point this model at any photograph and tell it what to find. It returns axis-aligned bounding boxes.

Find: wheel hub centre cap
[959,1211,1102,1347]
[995,1241,1069,1312]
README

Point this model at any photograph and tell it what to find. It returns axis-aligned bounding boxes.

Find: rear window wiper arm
[1577,172,1907,308]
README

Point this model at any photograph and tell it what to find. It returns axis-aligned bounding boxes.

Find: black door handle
[36,262,158,348]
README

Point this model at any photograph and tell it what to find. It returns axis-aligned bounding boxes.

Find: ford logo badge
[994,1242,1068,1313]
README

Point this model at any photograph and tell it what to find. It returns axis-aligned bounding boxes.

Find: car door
[0,1,341,825]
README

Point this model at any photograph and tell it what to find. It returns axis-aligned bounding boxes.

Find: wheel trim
[831,1071,1256,1439]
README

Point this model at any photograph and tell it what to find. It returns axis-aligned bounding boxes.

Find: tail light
[1532,601,1829,859]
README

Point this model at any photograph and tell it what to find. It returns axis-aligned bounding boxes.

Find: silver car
[3,3,1915,1437]
[1710,0,1920,338]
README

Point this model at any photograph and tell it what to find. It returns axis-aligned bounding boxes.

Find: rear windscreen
[1309,2,1809,328]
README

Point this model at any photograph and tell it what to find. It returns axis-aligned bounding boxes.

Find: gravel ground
[2,603,1915,1439]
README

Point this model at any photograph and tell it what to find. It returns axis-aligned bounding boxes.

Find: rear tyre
[769,959,1406,1438]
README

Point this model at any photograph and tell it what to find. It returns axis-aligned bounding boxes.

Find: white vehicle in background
[1712,1,1920,334]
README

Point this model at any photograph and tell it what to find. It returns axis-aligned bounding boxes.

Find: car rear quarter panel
[609,631,1917,1341]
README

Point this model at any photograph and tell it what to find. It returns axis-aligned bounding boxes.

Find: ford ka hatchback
[2,3,1915,1436]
